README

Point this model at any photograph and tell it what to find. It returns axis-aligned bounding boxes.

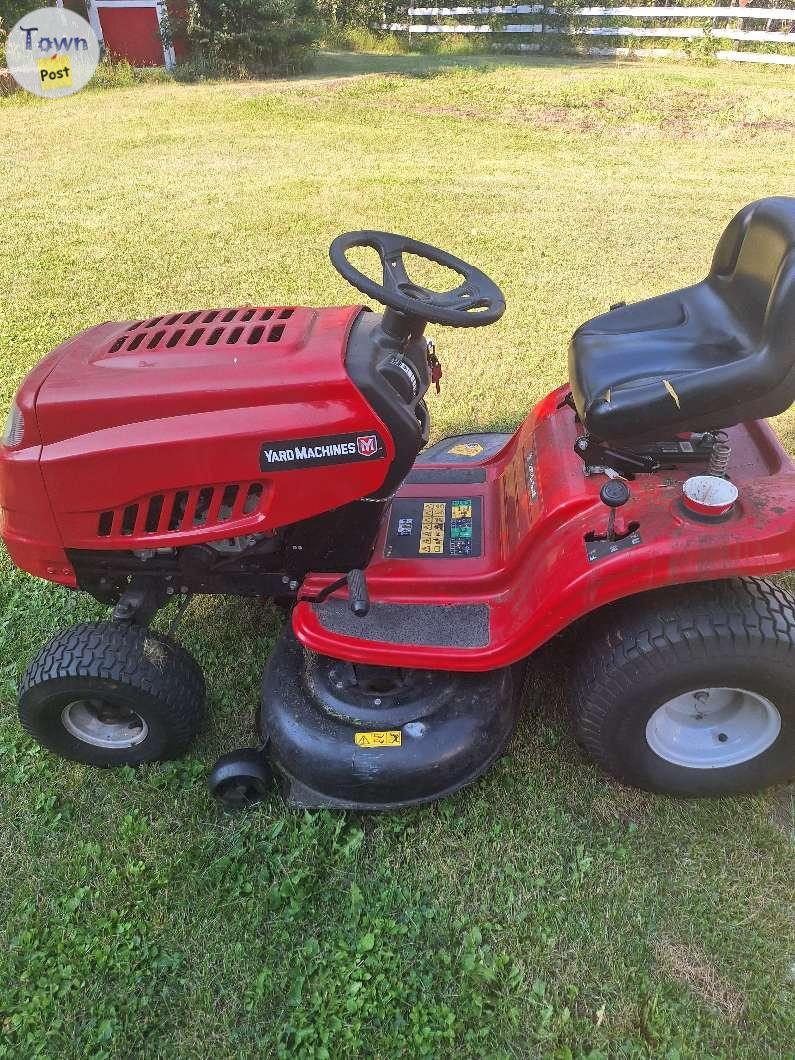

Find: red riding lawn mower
[3,197,795,810]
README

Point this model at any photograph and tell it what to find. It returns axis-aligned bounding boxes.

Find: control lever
[299,569,370,617]
[346,569,370,617]
[600,480,631,541]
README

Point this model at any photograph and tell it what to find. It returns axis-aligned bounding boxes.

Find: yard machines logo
[6,8,100,98]
[260,432,385,471]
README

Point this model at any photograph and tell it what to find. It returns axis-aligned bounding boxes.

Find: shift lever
[600,480,631,541]
[346,569,370,617]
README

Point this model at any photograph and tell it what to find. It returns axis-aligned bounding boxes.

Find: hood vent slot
[104,307,297,356]
[97,482,266,540]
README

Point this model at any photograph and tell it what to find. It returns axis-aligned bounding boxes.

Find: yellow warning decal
[447,443,483,457]
[419,502,446,555]
[355,730,402,748]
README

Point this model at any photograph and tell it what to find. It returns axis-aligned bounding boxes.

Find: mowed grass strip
[1,55,794,1058]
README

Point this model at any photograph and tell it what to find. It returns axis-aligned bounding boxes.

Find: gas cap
[682,475,739,519]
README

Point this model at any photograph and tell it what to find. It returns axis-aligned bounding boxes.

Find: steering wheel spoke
[329,230,505,329]
[381,251,412,293]
[434,280,486,309]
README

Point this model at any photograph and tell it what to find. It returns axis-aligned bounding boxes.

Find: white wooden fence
[386,4,795,64]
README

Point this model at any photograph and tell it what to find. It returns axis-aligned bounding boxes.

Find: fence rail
[407,5,792,16]
[387,4,795,64]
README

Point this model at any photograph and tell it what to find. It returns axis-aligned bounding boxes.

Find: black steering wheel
[329,231,505,328]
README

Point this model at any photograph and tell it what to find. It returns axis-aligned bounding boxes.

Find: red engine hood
[33,306,362,444]
[11,303,397,549]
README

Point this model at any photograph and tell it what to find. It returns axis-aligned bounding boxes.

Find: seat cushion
[569,197,795,441]
[569,283,755,439]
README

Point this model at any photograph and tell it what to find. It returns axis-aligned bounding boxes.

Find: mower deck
[294,384,795,671]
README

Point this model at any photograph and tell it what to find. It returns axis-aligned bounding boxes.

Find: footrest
[314,599,490,648]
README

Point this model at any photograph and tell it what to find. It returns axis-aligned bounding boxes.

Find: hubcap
[61,698,149,749]
[645,687,781,769]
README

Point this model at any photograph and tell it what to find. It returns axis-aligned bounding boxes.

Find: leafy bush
[181,0,324,77]
[90,56,173,89]
[0,0,31,42]
[317,0,402,31]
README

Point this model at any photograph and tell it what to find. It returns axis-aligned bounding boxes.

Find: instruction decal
[385,497,482,559]
[419,502,446,554]
[585,528,643,563]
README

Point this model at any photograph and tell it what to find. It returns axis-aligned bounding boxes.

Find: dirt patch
[654,937,746,1021]
[261,71,795,142]
[358,85,795,141]
[143,637,168,668]
[739,117,795,136]
[0,69,20,98]
[411,102,493,121]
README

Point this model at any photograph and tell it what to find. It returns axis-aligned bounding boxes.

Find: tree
[182,0,324,76]
[2,0,48,42]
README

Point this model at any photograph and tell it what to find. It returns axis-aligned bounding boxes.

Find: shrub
[0,0,31,42]
[181,0,324,77]
[90,56,173,89]
[317,0,403,31]
[322,26,409,52]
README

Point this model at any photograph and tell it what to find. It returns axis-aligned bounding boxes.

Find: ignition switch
[426,338,443,394]
[382,355,420,402]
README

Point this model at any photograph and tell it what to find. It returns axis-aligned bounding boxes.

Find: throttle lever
[599,480,631,541]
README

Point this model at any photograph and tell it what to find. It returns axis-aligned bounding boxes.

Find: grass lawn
[1,52,795,1058]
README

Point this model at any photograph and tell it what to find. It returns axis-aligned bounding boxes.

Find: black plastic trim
[344,311,431,498]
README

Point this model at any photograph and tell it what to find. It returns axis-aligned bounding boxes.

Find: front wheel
[568,578,795,796]
[18,621,205,766]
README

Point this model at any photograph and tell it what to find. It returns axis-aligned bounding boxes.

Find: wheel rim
[645,687,781,769]
[61,698,149,749]
[218,779,267,808]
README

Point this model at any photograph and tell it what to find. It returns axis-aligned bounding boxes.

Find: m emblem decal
[357,434,379,457]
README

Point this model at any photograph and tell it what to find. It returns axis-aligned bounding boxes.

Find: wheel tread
[19,621,205,761]
[568,577,795,792]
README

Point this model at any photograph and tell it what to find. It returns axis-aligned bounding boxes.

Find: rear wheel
[18,621,205,766]
[568,577,795,796]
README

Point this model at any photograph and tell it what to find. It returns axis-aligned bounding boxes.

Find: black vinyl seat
[569,197,795,441]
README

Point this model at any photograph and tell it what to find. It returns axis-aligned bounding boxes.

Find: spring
[708,432,732,477]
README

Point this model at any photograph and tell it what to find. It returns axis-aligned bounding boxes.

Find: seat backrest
[709,197,795,378]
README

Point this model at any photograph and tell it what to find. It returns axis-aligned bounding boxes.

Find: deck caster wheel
[568,577,795,796]
[208,749,274,809]
[18,621,205,766]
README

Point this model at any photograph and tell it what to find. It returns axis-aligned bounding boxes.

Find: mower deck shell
[293,384,795,671]
[260,626,527,809]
